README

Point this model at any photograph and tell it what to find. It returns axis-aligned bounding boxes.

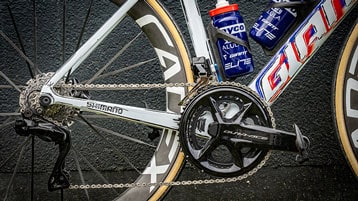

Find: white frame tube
[39,0,180,130]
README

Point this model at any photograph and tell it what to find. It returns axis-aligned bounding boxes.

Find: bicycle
[0,0,357,200]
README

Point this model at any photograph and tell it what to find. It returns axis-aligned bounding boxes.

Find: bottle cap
[216,0,229,7]
[209,4,239,17]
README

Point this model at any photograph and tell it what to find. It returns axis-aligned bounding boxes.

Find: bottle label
[272,0,298,17]
[220,23,246,36]
[218,23,252,74]
[250,0,298,49]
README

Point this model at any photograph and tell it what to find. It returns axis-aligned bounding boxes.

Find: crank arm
[224,123,310,160]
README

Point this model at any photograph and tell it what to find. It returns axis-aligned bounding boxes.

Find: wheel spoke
[32,0,39,75]
[30,136,34,201]
[77,115,141,174]
[71,147,90,201]
[86,31,143,84]
[7,3,34,78]
[0,85,25,90]
[0,108,20,129]
[0,137,31,169]
[0,31,38,74]
[74,118,155,148]
[3,136,30,201]
[0,113,21,117]
[0,120,15,130]
[62,0,66,64]
[71,146,119,195]
[0,71,23,93]
[65,0,95,83]
[84,58,156,83]
[75,0,94,51]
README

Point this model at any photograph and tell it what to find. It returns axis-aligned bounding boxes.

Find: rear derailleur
[15,118,71,191]
[14,73,88,191]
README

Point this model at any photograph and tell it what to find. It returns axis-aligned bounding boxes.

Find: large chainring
[179,84,274,177]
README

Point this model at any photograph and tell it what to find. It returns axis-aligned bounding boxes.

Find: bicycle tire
[0,0,193,200]
[333,20,358,178]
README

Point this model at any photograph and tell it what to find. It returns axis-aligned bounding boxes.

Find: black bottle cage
[207,22,253,81]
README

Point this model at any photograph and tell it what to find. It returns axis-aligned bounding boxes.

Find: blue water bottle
[249,0,298,50]
[209,0,254,79]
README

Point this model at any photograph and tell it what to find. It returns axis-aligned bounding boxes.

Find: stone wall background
[0,0,357,200]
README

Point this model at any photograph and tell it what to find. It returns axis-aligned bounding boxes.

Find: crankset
[179,84,310,177]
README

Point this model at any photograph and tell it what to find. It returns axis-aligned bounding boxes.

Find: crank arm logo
[223,130,269,141]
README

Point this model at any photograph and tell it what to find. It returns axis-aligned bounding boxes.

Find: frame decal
[249,0,357,104]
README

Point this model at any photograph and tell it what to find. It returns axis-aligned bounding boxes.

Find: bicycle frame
[40,0,357,130]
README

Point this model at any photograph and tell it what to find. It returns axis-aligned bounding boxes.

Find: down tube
[248,0,357,105]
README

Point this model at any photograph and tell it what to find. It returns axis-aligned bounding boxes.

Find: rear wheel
[333,20,358,178]
[0,0,193,200]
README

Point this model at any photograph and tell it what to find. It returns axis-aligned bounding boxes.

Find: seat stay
[41,0,137,92]
[37,0,183,129]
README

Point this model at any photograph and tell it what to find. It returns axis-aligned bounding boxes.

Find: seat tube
[180,0,214,63]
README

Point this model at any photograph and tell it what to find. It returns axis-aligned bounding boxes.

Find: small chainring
[179,84,274,177]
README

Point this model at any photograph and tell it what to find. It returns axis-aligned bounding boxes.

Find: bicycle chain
[57,82,197,90]
[57,81,275,190]
[69,151,271,190]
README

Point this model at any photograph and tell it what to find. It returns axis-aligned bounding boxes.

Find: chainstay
[62,81,275,190]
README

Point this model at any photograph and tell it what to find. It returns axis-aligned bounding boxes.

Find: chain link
[57,82,197,90]
[61,81,274,190]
